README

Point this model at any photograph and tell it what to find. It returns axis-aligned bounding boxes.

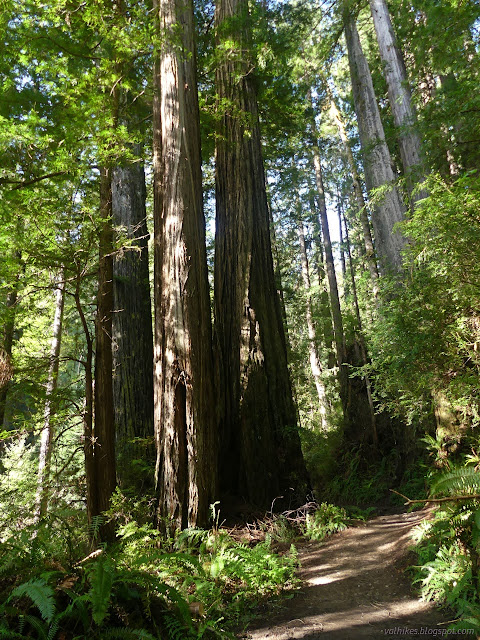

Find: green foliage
[366,172,480,427]
[304,503,348,541]
[323,448,400,505]
[411,454,480,633]
[6,578,56,624]
[87,555,116,625]
[430,466,480,498]
[0,510,299,639]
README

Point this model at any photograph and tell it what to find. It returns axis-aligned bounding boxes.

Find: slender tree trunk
[0,286,18,428]
[296,212,328,428]
[310,206,335,367]
[369,0,426,204]
[343,213,378,447]
[112,155,154,489]
[73,278,95,535]
[344,12,406,274]
[214,0,308,508]
[438,74,462,176]
[0,253,22,427]
[94,167,117,542]
[337,200,348,297]
[309,113,347,370]
[35,271,66,520]
[329,97,379,294]
[153,0,217,530]
[312,147,348,411]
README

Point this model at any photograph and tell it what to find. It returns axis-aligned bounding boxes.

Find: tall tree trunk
[310,138,348,410]
[343,212,378,447]
[296,212,328,429]
[308,107,347,368]
[94,167,117,542]
[214,0,308,509]
[153,0,217,530]
[344,12,406,274]
[0,282,18,428]
[337,200,348,297]
[369,0,426,204]
[329,97,379,294]
[73,276,95,537]
[310,206,335,367]
[35,271,65,520]
[0,253,22,428]
[112,155,154,489]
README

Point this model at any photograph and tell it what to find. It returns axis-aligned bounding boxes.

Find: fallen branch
[74,548,103,566]
[390,489,480,505]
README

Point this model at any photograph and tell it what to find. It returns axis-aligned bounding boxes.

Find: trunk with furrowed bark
[329,97,379,294]
[369,0,426,204]
[112,157,154,489]
[214,0,308,509]
[153,0,216,530]
[93,167,117,542]
[344,12,406,274]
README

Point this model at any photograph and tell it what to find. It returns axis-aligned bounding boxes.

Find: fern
[8,578,56,624]
[0,627,30,639]
[153,581,193,628]
[87,555,116,625]
[430,466,480,497]
[174,528,210,552]
[89,515,104,541]
[53,593,91,633]
[20,614,50,639]
[100,628,157,639]
[163,611,193,640]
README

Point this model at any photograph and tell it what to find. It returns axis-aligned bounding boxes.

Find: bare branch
[390,489,480,505]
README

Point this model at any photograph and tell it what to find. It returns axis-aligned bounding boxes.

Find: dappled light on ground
[245,511,466,639]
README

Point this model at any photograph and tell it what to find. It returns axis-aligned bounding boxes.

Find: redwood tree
[112,156,154,489]
[344,10,406,274]
[153,0,217,530]
[93,167,117,542]
[214,0,308,508]
[369,0,426,204]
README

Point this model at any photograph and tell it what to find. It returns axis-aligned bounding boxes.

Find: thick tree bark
[112,157,154,489]
[369,0,426,203]
[296,214,328,429]
[344,13,406,274]
[329,97,379,294]
[94,167,117,542]
[153,0,217,530]
[35,271,65,520]
[214,0,308,508]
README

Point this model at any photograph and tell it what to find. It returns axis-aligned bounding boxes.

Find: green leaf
[9,579,55,624]
[87,555,116,626]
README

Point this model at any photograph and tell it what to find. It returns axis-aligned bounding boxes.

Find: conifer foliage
[1,0,480,634]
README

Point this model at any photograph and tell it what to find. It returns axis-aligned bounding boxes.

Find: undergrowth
[0,508,299,639]
[0,493,355,639]
[411,461,480,634]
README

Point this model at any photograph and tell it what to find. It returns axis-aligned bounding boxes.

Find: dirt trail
[243,510,466,639]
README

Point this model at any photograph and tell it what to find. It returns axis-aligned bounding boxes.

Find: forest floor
[240,509,467,640]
